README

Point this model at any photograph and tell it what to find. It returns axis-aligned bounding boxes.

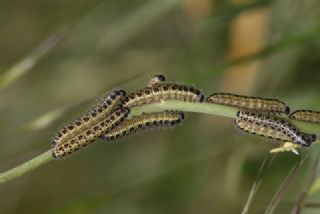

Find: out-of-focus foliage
[0,0,320,213]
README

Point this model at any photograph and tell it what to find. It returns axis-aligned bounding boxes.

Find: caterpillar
[289,110,320,124]
[146,74,166,87]
[52,89,128,158]
[101,111,185,141]
[206,93,290,114]
[124,83,204,108]
[52,90,126,147]
[235,111,316,147]
[52,107,129,158]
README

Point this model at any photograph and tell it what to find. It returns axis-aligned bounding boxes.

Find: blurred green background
[1,0,320,213]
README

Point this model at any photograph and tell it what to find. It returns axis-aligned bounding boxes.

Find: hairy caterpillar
[124,83,204,108]
[206,93,290,114]
[235,111,316,147]
[289,110,320,124]
[52,107,129,158]
[101,111,185,141]
[52,90,126,146]
[52,90,128,158]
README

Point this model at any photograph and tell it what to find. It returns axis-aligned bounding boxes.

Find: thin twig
[0,150,52,183]
[264,155,308,214]
[242,154,276,214]
[291,151,320,213]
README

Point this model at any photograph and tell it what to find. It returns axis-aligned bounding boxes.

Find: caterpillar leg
[269,142,301,155]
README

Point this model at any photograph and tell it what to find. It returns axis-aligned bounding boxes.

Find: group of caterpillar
[206,93,318,154]
[52,75,202,159]
[52,75,318,158]
[52,90,129,158]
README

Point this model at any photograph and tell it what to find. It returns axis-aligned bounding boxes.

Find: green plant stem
[0,150,52,183]
[130,101,238,118]
[1,100,319,184]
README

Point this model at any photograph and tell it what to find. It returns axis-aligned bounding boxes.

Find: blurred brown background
[1,0,320,213]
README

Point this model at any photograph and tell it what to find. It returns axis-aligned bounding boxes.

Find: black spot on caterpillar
[52,89,128,158]
[235,111,316,147]
[206,93,290,114]
[100,111,185,141]
[289,110,320,124]
[124,83,204,108]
